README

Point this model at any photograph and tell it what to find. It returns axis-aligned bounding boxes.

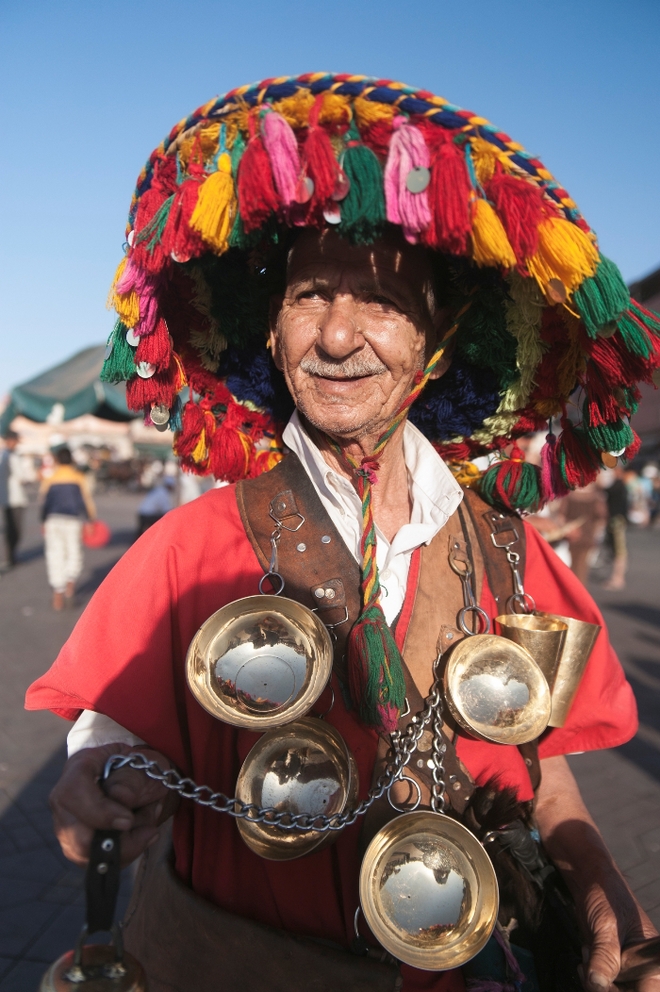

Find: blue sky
[1,0,658,400]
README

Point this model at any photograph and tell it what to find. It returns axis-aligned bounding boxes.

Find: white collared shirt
[67,414,462,755]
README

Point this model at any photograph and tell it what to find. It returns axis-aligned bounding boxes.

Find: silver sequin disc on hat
[323,207,342,225]
[127,230,135,247]
[126,327,140,347]
[136,362,156,379]
[406,167,431,194]
[103,340,114,360]
[294,176,314,204]
[609,447,627,458]
[150,403,170,426]
[331,171,351,201]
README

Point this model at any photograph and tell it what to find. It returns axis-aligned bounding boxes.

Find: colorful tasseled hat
[103,72,660,513]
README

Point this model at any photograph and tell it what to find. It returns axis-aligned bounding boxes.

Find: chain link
[103,680,447,835]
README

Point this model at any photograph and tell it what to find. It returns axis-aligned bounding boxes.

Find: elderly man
[27,74,660,992]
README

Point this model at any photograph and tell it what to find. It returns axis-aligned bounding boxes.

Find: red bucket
[83,520,111,549]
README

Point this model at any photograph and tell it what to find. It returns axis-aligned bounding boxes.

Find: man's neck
[303,419,412,542]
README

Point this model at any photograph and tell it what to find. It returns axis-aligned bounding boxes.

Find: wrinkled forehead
[285,228,436,308]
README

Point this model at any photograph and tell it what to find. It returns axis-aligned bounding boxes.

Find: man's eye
[297,291,326,303]
[365,295,399,310]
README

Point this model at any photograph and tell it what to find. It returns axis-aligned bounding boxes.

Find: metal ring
[258,571,285,596]
[387,775,422,813]
[314,684,336,719]
[506,592,536,615]
[458,605,491,636]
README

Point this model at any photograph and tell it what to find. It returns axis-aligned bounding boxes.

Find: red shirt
[25,486,637,991]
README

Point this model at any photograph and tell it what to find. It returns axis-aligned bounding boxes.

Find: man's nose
[317,295,364,359]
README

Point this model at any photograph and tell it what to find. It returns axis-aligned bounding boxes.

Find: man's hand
[50,743,179,868]
[537,755,660,992]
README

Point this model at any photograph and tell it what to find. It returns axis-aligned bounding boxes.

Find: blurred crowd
[527,463,660,592]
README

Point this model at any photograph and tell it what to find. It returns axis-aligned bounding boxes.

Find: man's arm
[50,743,179,868]
[536,755,659,992]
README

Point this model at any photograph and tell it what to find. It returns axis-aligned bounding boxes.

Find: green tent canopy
[1,345,134,434]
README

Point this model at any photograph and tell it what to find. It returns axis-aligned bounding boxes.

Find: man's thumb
[588,935,621,992]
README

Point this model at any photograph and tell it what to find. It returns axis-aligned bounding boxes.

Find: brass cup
[235,717,358,860]
[536,611,601,727]
[359,811,499,971]
[186,595,334,730]
[444,634,552,745]
[495,614,568,691]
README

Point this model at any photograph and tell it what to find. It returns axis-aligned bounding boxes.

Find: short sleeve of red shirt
[455,521,637,800]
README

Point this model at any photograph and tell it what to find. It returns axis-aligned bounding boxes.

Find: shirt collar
[282,410,463,545]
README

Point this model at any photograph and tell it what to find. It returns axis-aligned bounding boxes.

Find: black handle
[85,829,121,934]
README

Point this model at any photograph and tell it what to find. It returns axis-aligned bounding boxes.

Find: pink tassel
[384,116,432,243]
[117,259,161,337]
[262,110,300,207]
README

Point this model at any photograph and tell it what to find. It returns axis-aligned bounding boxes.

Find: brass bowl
[186,595,334,729]
[235,717,358,860]
[359,811,498,971]
[444,634,551,745]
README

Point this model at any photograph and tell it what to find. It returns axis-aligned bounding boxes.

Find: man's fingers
[105,768,168,811]
[588,936,621,992]
[53,785,135,832]
[119,827,160,867]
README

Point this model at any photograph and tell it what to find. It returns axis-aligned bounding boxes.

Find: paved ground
[0,489,659,989]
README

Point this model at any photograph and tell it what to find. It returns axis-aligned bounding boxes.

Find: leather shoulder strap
[460,487,527,615]
[236,454,361,684]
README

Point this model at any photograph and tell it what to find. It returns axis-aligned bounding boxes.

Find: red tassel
[300,98,338,223]
[422,130,471,255]
[237,134,280,233]
[582,361,621,427]
[625,428,642,461]
[174,401,205,458]
[126,365,176,411]
[130,157,178,273]
[360,120,394,159]
[161,178,206,263]
[556,419,601,490]
[135,318,171,372]
[484,173,547,267]
[210,401,257,482]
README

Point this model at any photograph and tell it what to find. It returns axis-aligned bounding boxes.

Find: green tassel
[585,417,634,453]
[347,602,407,733]
[479,452,542,513]
[338,126,385,244]
[574,254,630,338]
[100,321,136,383]
[616,313,653,358]
[630,300,660,338]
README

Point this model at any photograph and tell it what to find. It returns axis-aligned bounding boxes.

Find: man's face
[269,229,447,443]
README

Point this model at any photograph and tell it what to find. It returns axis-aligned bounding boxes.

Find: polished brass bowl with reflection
[186,596,333,729]
[235,717,358,860]
[495,613,568,691]
[444,634,551,745]
[359,811,498,971]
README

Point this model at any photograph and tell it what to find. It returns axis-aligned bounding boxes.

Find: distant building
[629,267,660,456]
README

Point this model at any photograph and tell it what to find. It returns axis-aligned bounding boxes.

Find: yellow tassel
[107,257,140,327]
[179,123,221,168]
[191,429,207,465]
[527,216,599,299]
[449,461,481,486]
[272,89,315,128]
[470,137,512,185]
[190,154,236,254]
[470,196,516,268]
[354,95,396,128]
[319,92,351,126]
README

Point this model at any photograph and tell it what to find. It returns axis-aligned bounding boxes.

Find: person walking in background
[0,430,28,569]
[562,481,608,586]
[40,447,96,610]
[602,465,629,591]
[136,474,175,537]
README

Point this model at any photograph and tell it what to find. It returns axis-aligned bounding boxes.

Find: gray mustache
[299,355,387,378]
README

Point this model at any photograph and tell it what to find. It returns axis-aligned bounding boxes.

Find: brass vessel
[359,811,498,970]
[235,717,358,859]
[186,595,333,729]
[536,611,601,727]
[444,634,551,745]
[495,613,568,691]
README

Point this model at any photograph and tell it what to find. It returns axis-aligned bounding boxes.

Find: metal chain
[430,689,447,814]
[103,681,446,834]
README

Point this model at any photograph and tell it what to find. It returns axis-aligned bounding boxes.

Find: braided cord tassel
[327,317,462,733]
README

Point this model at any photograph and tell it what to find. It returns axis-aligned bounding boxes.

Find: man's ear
[428,306,455,380]
[269,296,284,371]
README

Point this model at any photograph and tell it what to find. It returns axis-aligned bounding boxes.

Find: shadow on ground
[0,747,133,991]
